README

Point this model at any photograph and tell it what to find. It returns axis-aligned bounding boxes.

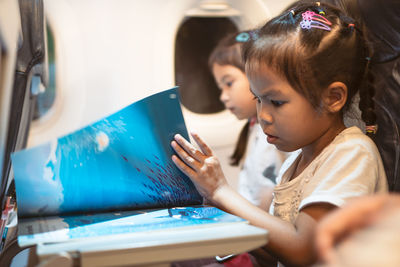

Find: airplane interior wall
[28,0,294,189]
[0,0,21,182]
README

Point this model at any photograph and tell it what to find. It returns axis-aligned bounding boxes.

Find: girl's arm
[171,132,335,266]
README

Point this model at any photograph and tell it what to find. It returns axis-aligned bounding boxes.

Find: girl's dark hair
[208,32,245,72]
[209,32,251,166]
[230,121,250,166]
[242,1,376,138]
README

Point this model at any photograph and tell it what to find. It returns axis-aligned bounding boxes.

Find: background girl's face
[248,64,332,152]
[212,63,257,120]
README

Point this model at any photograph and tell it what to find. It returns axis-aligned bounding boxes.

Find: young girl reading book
[171,2,388,266]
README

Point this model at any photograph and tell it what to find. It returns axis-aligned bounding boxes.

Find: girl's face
[212,63,257,120]
[248,64,334,153]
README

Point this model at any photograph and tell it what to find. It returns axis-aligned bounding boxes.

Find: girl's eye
[271,100,285,107]
[226,81,233,87]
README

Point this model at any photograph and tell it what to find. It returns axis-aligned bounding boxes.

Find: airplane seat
[1,0,47,206]
[0,0,46,265]
[323,0,400,192]
[358,0,400,193]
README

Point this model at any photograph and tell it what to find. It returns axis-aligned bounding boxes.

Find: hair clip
[302,11,332,25]
[290,10,295,16]
[319,11,326,16]
[236,32,250,42]
[316,2,321,6]
[365,125,378,134]
[348,23,355,29]
[300,11,332,31]
[235,31,258,43]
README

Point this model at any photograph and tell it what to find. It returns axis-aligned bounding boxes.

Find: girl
[171,2,388,266]
[208,32,288,210]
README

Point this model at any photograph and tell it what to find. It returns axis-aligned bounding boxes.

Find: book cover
[11,87,245,247]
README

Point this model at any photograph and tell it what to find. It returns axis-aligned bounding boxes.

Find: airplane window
[33,24,56,120]
[175,17,238,114]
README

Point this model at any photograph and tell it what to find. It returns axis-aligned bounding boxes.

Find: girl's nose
[257,106,273,125]
[219,89,229,103]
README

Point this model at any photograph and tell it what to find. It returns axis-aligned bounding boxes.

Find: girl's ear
[322,82,348,113]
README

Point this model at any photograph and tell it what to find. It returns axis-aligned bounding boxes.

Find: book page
[11,88,202,218]
[18,206,246,246]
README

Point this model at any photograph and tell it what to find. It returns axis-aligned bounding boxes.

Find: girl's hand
[315,194,400,264]
[171,132,228,200]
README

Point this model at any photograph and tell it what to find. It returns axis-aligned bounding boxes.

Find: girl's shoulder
[313,126,386,183]
[297,126,384,181]
[330,126,380,156]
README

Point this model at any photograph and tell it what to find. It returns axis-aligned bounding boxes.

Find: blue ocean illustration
[11,88,203,217]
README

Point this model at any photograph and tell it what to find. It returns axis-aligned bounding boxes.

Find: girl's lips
[266,134,278,144]
[227,107,238,116]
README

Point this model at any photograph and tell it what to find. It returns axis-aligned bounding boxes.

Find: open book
[11,87,246,248]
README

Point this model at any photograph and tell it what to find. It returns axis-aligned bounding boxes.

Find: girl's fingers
[190,132,213,157]
[171,155,197,178]
[171,140,199,170]
[173,134,205,162]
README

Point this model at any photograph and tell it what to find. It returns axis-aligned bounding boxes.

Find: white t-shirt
[238,123,288,206]
[270,126,388,224]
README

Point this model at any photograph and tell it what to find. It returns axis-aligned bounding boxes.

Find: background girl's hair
[208,32,245,72]
[208,31,251,165]
[230,121,250,166]
[242,1,377,138]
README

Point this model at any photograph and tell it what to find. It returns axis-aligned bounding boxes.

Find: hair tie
[365,125,378,134]
[289,10,296,23]
[365,56,372,70]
